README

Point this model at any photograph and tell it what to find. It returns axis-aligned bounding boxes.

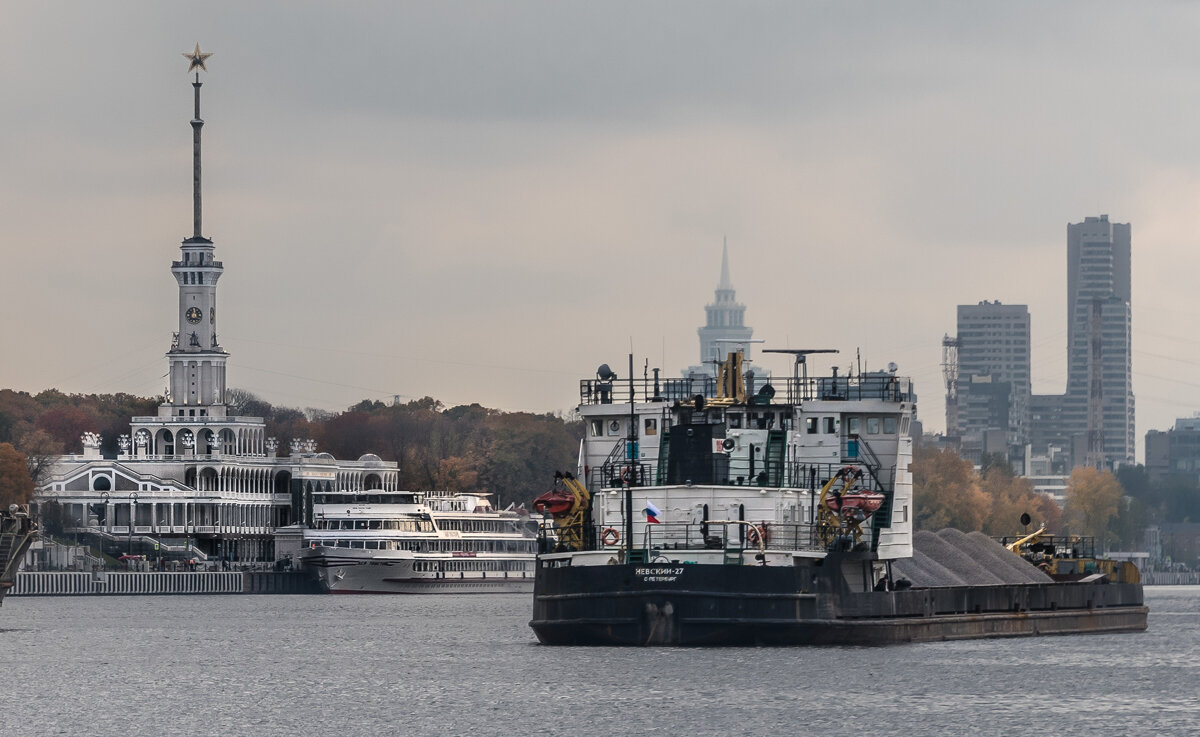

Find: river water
[1,586,1197,737]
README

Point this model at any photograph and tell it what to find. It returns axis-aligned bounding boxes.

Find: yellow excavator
[1004,524,1140,583]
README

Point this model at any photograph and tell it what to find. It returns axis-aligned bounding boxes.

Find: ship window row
[805,417,839,434]
[412,560,533,572]
[324,539,422,550]
[727,412,791,431]
[315,519,434,532]
[322,538,536,553]
[844,415,900,436]
[437,518,519,533]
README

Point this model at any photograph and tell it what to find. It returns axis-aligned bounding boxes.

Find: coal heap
[891,528,1053,587]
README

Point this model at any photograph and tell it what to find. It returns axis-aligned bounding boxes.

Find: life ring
[746,524,765,546]
[602,527,620,546]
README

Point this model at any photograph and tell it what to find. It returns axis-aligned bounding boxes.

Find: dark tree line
[0,388,582,509]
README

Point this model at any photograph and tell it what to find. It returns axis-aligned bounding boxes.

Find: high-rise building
[1145,416,1200,483]
[1063,215,1134,467]
[952,301,1031,465]
[696,241,753,370]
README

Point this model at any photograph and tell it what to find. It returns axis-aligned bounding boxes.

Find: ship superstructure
[566,349,913,565]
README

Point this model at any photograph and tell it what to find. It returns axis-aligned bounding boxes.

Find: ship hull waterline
[530,563,1147,646]
[304,551,535,595]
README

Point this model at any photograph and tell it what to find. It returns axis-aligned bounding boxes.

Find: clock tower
[166,45,228,414]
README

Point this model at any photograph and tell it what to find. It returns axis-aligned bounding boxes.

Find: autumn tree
[912,447,989,531]
[1063,466,1124,546]
[17,429,62,489]
[432,456,479,492]
[476,411,580,509]
[978,467,1062,535]
[0,389,42,444]
[0,442,34,506]
[34,404,97,453]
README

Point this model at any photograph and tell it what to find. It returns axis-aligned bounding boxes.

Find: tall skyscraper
[1063,215,1134,467]
[953,301,1031,465]
[696,241,753,369]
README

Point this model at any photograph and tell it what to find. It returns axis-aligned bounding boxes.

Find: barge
[530,350,1146,645]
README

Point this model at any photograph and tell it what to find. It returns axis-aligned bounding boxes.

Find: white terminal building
[35,53,396,565]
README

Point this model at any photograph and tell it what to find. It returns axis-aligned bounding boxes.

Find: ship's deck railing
[581,373,913,406]
[994,534,1098,560]
[586,461,884,495]
[539,521,871,555]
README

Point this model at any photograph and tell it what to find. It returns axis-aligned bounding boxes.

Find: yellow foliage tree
[979,469,1063,535]
[1064,466,1123,545]
[913,447,989,531]
[0,442,35,506]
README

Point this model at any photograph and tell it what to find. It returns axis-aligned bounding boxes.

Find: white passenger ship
[299,489,537,593]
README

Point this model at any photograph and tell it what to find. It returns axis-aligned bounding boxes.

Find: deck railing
[581,373,913,406]
[586,461,879,496]
[539,520,866,556]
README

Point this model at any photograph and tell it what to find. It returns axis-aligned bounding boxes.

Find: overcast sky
[4,2,1200,459]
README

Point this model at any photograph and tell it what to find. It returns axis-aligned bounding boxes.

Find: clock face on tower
[186,307,203,324]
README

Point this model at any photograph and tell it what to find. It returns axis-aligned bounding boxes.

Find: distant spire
[718,237,733,291]
[182,44,212,240]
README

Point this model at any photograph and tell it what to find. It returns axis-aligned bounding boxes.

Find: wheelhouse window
[823,417,836,434]
[590,420,604,437]
[883,417,898,434]
[866,417,881,435]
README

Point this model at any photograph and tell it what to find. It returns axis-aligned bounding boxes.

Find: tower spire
[718,236,733,291]
[182,44,213,240]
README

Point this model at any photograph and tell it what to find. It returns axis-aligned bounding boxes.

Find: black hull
[530,562,1147,646]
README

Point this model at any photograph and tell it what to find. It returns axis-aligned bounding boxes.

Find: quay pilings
[10,570,322,596]
[1142,570,1200,585]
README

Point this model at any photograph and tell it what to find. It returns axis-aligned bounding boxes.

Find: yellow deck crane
[533,472,592,551]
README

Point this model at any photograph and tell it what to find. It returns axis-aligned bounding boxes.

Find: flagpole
[625,353,635,558]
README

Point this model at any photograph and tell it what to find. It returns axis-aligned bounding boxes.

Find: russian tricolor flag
[644,501,662,524]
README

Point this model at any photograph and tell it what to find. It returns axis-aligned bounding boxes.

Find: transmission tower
[942,334,960,436]
[1085,298,1106,469]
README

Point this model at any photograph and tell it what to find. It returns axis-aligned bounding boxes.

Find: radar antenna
[762,348,839,403]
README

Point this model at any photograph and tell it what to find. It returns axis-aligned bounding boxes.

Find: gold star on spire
[182,43,213,72]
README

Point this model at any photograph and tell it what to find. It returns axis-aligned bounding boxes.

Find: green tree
[1109,495,1150,550]
[36,499,69,537]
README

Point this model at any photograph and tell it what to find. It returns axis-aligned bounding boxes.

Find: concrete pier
[10,570,321,596]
